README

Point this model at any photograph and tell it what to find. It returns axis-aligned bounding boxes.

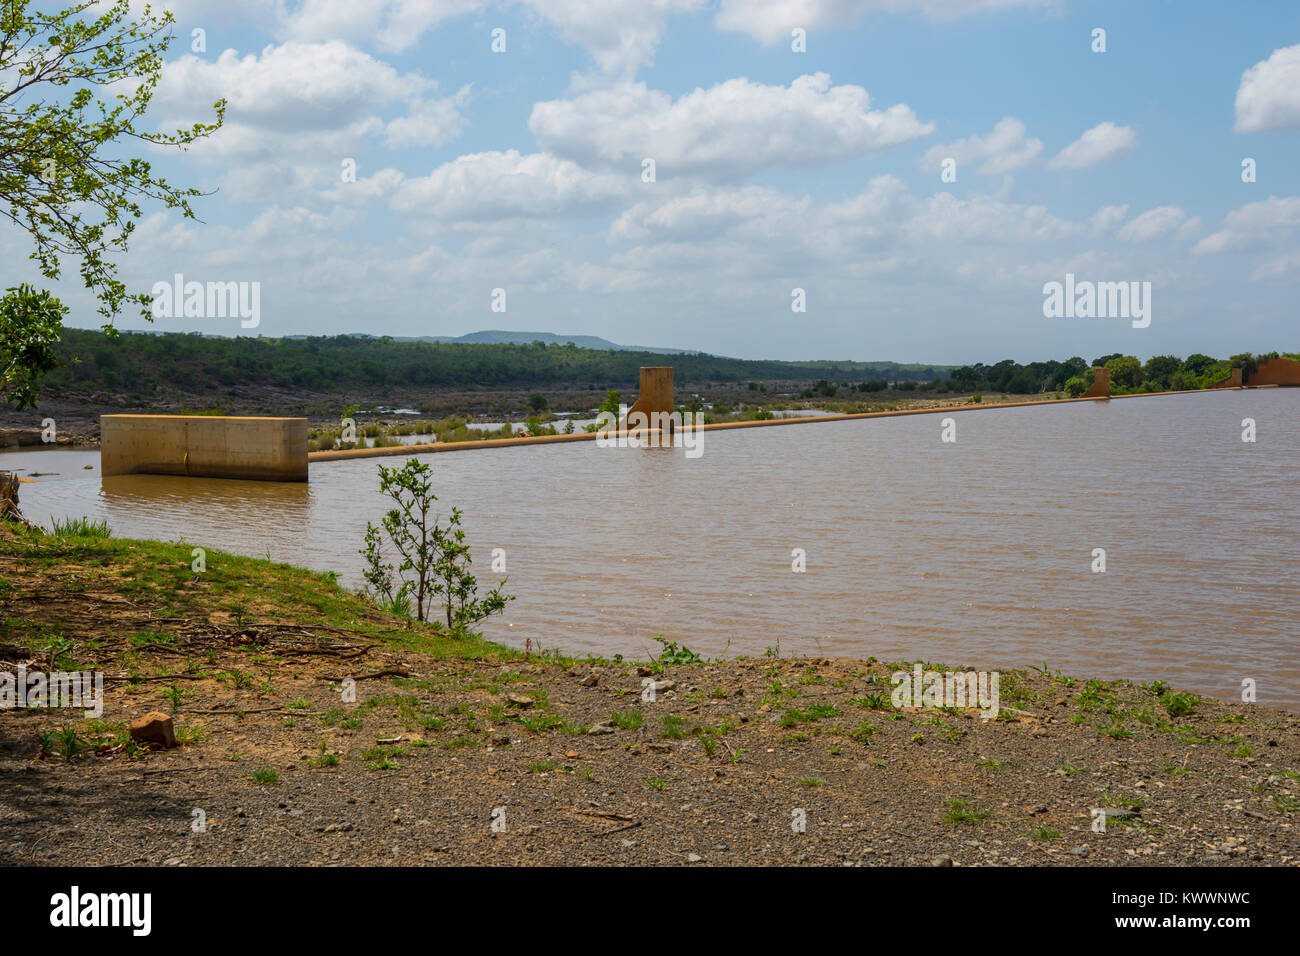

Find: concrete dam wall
[100,415,308,482]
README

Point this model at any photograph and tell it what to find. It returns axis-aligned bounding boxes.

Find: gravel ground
[3,647,1298,867]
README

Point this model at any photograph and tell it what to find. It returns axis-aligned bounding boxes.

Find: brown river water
[4,389,1298,708]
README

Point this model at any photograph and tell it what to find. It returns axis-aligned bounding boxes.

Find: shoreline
[2,525,1297,866]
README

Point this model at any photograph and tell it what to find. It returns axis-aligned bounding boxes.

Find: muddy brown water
[4,389,1298,709]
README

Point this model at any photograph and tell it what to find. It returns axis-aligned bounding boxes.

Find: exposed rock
[128,711,177,748]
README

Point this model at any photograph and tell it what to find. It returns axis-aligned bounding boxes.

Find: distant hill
[360,330,693,354]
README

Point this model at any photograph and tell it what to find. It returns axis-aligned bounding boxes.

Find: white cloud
[715,0,1056,46]
[918,117,1042,176]
[610,175,1083,257]
[276,0,702,73]
[531,73,933,180]
[521,0,706,75]
[355,150,631,221]
[1234,43,1300,133]
[1047,121,1137,170]
[1089,204,1128,236]
[385,85,473,148]
[1116,205,1192,242]
[278,0,483,53]
[148,42,470,199]
[1193,196,1300,255]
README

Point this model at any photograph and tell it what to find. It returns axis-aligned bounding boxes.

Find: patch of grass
[1272,795,1300,813]
[175,721,207,744]
[49,516,112,538]
[660,714,690,739]
[519,713,567,734]
[1161,691,1198,718]
[942,799,993,825]
[798,776,827,788]
[646,776,672,791]
[1030,826,1061,841]
[250,767,279,785]
[780,703,841,727]
[850,692,891,710]
[611,710,645,730]
[306,738,340,768]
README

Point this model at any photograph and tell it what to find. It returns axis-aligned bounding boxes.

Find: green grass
[1,528,523,658]
[1030,826,1061,841]
[250,768,279,784]
[611,710,645,729]
[942,799,993,825]
[780,703,841,727]
[48,516,112,538]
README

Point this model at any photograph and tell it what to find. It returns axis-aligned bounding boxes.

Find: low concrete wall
[101,415,308,482]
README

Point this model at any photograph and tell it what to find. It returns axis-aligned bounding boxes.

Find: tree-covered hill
[46,329,952,394]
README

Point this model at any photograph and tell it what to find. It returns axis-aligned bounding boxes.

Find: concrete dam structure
[100,415,308,482]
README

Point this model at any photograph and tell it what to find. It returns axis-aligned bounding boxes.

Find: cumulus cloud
[147,42,470,198]
[714,0,1056,46]
[610,175,1083,255]
[1047,121,1137,170]
[1193,196,1300,255]
[1089,204,1128,236]
[1116,205,1196,242]
[1234,43,1300,133]
[918,117,1042,176]
[531,73,933,180]
[275,0,702,73]
[348,151,631,221]
[277,0,483,53]
[520,0,705,75]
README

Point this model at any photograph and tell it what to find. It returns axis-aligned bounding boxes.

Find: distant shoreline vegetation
[44,329,953,395]
[40,330,1293,402]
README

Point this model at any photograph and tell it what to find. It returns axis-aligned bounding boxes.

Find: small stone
[579,672,599,687]
[686,853,703,863]
[1066,846,1090,857]
[931,855,953,867]
[506,694,533,708]
[128,711,177,749]
[588,720,615,735]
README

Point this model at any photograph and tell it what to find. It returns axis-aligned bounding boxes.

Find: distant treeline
[42,331,1292,400]
[46,329,953,394]
[834,351,1296,398]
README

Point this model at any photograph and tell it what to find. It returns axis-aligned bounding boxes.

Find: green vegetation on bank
[37,330,1295,408]
[1,519,517,661]
[45,329,951,396]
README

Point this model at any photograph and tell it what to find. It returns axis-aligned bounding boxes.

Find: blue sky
[7,0,1300,363]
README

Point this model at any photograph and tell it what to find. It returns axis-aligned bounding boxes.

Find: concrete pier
[101,415,308,482]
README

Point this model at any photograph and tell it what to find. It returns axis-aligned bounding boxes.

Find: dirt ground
[2,527,1297,867]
